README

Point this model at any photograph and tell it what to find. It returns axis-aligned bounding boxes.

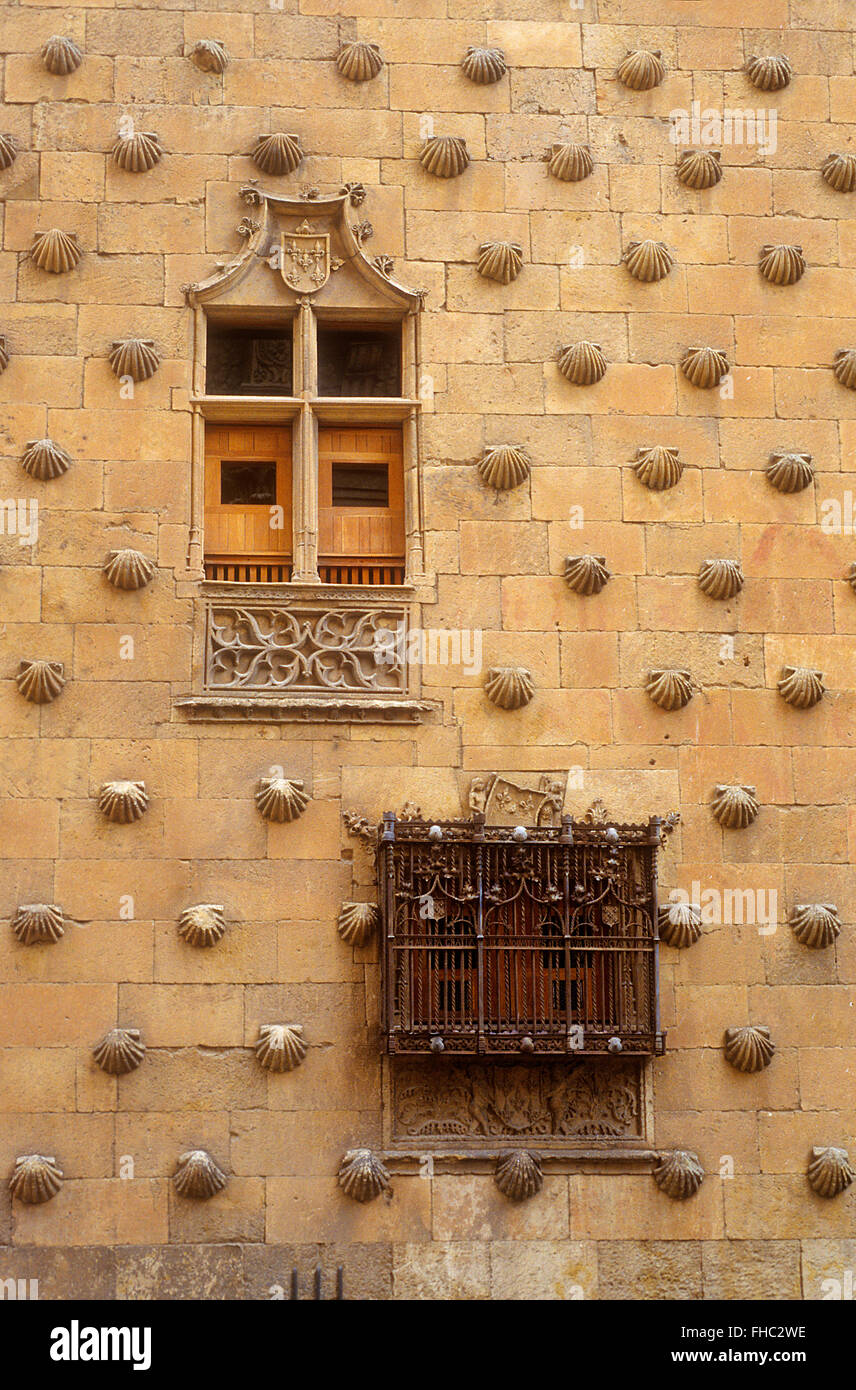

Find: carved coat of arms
[280,220,331,293]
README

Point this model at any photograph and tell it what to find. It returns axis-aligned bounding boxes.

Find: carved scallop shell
[681,346,729,389]
[557,340,607,385]
[477,444,531,491]
[759,243,806,286]
[745,54,792,91]
[633,445,683,491]
[821,152,856,193]
[461,46,507,85]
[477,241,523,284]
[0,337,8,375]
[484,665,535,711]
[12,904,65,946]
[108,339,161,383]
[98,780,149,824]
[419,135,469,179]
[255,1024,307,1073]
[30,228,81,275]
[646,668,694,711]
[10,1154,63,1204]
[724,1025,775,1073]
[336,39,383,82]
[178,904,226,948]
[15,659,66,705]
[622,239,674,283]
[847,561,856,594]
[111,132,163,173]
[173,1149,227,1199]
[0,134,18,170]
[833,348,856,390]
[777,665,825,709]
[21,437,72,481]
[677,149,723,190]
[252,133,304,177]
[92,1027,145,1075]
[657,901,702,949]
[711,784,760,829]
[337,1148,390,1203]
[653,1150,704,1200]
[617,49,665,91]
[255,775,309,823]
[41,35,83,76]
[190,40,229,74]
[765,451,814,494]
[790,903,841,950]
[494,1150,543,1201]
[546,142,593,183]
[807,1146,854,1199]
[564,554,610,596]
[698,558,744,600]
[103,548,157,591]
[337,901,379,947]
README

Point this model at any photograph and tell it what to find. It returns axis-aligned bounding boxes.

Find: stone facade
[1,0,855,1301]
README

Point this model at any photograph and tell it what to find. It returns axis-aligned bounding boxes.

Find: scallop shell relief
[494,1150,543,1201]
[723,1025,775,1073]
[833,348,856,390]
[658,901,702,949]
[178,904,226,948]
[807,1146,854,1199]
[337,901,379,947]
[681,346,729,389]
[108,339,161,383]
[622,239,674,283]
[633,445,683,491]
[564,555,610,596]
[41,35,83,76]
[616,49,665,91]
[645,668,694,711]
[766,452,814,494]
[676,149,722,190]
[173,1150,227,1199]
[21,437,72,481]
[190,40,229,74]
[30,229,81,274]
[92,1027,145,1075]
[711,784,759,829]
[484,666,535,711]
[759,244,805,286]
[15,659,66,705]
[255,1024,307,1073]
[477,241,523,284]
[777,665,825,709]
[337,1148,390,1203]
[654,1150,704,1199]
[698,558,744,600]
[745,55,792,92]
[477,444,531,491]
[336,40,384,83]
[558,341,607,385]
[419,135,469,179]
[111,132,163,173]
[821,152,856,193]
[255,775,310,823]
[103,549,157,591]
[98,780,149,824]
[546,142,593,183]
[789,903,840,950]
[10,1154,64,1204]
[0,134,18,170]
[461,46,507,85]
[12,904,65,946]
[252,133,304,176]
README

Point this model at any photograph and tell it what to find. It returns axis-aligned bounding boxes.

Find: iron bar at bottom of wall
[288,1266,345,1300]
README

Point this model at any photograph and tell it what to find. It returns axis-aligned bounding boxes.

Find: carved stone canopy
[183,185,424,313]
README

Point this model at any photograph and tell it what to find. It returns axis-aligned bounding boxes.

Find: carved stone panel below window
[389,1058,646,1150]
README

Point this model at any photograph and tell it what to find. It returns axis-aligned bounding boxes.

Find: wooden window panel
[204,424,293,579]
[317,426,405,581]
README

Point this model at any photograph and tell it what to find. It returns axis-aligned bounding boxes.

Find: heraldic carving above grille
[379,811,677,1060]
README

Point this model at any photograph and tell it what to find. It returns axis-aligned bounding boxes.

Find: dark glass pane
[220,461,277,505]
[206,325,294,395]
[332,463,389,507]
[317,326,401,396]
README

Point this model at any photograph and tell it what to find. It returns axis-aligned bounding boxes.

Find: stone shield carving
[465,772,567,826]
[280,221,331,293]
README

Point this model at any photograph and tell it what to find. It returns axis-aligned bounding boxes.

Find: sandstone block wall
[1,0,854,1300]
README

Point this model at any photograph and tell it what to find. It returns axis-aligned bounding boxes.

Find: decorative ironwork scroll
[205,603,409,694]
[391,1058,644,1146]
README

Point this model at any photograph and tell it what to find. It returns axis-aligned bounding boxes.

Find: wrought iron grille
[379,812,667,1058]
